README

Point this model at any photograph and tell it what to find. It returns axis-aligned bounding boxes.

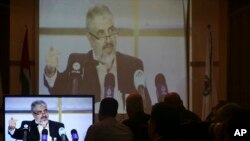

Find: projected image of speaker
[4,95,94,141]
[38,0,188,113]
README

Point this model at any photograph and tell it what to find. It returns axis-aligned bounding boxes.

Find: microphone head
[42,129,48,135]
[23,124,29,130]
[134,69,145,90]
[155,73,168,101]
[42,129,48,141]
[71,129,79,140]
[155,73,166,86]
[58,127,66,136]
[71,61,81,74]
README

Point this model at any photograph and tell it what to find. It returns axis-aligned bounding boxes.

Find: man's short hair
[31,100,47,112]
[215,103,241,122]
[86,5,113,30]
[126,93,144,117]
[164,92,183,107]
[99,98,118,117]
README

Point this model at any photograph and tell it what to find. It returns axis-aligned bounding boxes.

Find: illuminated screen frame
[3,95,94,141]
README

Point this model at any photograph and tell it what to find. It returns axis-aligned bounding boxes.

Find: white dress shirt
[93,53,125,113]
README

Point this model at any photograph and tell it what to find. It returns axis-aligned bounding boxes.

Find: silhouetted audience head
[224,107,250,141]
[215,102,241,123]
[148,102,180,141]
[164,92,201,124]
[164,92,183,108]
[206,100,228,121]
[126,93,144,118]
[98,98,118,121]
[85,97,134,141]
[211,103,249,141]
[123,93,150,141]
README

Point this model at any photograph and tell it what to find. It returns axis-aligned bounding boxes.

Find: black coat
[44,51,151,105]
[122,111,150,141]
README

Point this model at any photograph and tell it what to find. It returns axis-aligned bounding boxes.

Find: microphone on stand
[42,129,48,141]
[104,73,115,98]
[155,73,168,102]
[23,124,29,141]
[71,129,79,141]
[58,127,67,141]
[134,70,147,108]
[70,61,82,94]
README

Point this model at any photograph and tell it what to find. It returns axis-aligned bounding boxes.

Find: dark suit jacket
[122,111,150,141]
[44,51,151,108]
[9,120,67,141]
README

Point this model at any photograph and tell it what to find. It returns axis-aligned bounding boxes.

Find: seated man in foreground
[84,98,133,141]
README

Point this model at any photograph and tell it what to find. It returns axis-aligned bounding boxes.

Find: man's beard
[38,116,48,126]
[98,42,115,65]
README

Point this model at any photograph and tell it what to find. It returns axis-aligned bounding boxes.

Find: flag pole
[182,0,190,109]
[202,25,212,120]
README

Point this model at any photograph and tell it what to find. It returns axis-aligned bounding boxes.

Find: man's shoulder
[117,52,142,62]
[49,120,64,126]
[116,51,140,60]
[181,109,201,121]
[68,53,89,61]
[21,120,33,123]
[121,119,130,126]
[92,118,123,128]
[21,120,36,124]
[66,52,92,71]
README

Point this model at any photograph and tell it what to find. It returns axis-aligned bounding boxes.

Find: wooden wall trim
[190,61,219,67]
[9,60,35,66]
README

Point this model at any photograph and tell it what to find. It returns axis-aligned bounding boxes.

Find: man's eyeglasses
[89,27,118,40]
[33,109,48,115]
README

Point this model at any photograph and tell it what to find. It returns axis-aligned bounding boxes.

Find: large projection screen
[39,0,188,114]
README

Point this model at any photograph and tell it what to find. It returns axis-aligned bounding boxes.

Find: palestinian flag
[20,29,30,95]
